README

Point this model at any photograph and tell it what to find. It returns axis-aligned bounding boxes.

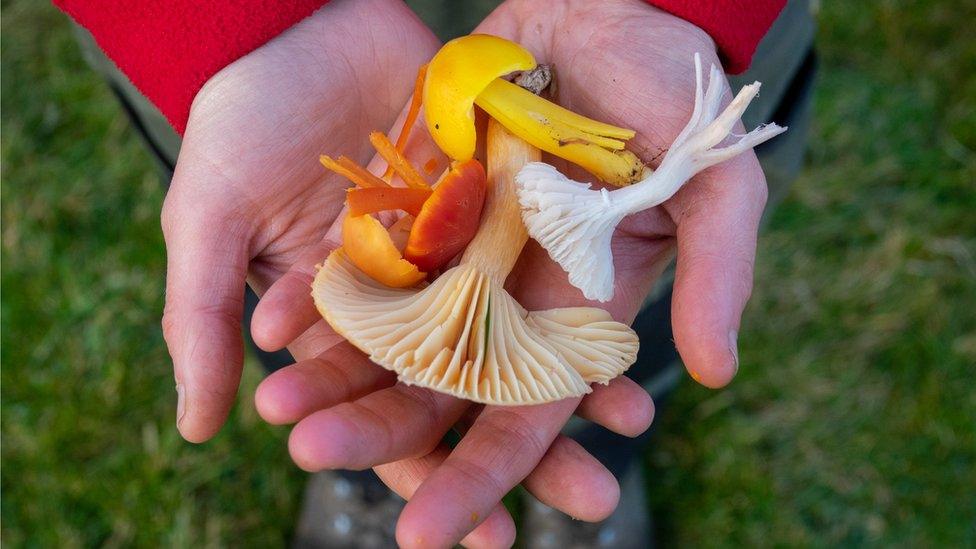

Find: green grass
[2,0,975,547]
[647,2,976,546]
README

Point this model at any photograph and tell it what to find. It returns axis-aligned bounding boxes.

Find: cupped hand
[480,0,768,388]
[162,0,650,546]
[161,0,439,443]
[252,0,769,547]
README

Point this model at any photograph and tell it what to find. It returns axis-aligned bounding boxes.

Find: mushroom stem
[475,78,645,186]
[460,120,539,285]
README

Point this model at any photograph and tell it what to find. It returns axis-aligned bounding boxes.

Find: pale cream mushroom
[311,120,639,405]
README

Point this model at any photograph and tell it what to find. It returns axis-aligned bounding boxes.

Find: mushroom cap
[341,213,426,288]
[515,162,622,302]
[423,34,536,162]
[312,249,638,405]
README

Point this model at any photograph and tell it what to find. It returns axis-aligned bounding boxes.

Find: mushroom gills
[312,250,638,405]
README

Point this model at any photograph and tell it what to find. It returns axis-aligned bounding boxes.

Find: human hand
[481,0,767,388]
[254,0,769,546]
[162,0,649,545]
[161,0,439,443]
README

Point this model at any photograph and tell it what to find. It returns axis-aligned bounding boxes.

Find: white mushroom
[312,120,639,405]
[515,53,788,302]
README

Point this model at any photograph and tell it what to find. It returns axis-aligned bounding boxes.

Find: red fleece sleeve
[54,0,329,134]
[647,0,786,73]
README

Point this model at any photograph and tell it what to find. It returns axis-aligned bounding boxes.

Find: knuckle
[309,357,352,396]
[399,386,444,425]
[160,307,181,348]
[339,400,397,461]
[159,158,255,243]
[159,193,182,238]
[192,299,246,326]
[161,297,245,350]
[732,153,769,212]
[751,170,770,211]
[161,190,238,239]
[448,458,504,497]
[480,410,548,460]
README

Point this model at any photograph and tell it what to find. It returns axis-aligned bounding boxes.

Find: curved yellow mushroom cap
[423,34,536,161]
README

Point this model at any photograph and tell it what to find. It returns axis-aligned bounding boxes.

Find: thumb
[161,184,252,443]
[668,153,767,387]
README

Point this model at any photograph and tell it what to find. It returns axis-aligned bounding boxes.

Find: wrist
[643,0,786,73]
[185,0,438,140]
[56,0,332,134]
[493,0,720,70]
[635,3,718,56]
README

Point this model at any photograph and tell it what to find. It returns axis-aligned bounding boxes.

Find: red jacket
[54,0,785,134]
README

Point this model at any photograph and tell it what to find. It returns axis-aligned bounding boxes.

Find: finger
[251,233,341,352]
[522,435,620,522]
[576,376,655,437]
[161,189,251,443]
[253,341,396,424]
[453,402,629,523]
[396,399,578,548]
[451,409,623,522]
[666,153,767,387]
[376,446,516,549]
[288,384,469,471]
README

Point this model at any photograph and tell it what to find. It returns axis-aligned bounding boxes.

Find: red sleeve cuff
[54,0,330,134]
[646,0,786,73]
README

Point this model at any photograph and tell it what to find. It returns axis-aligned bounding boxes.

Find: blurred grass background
[2,0,974,546]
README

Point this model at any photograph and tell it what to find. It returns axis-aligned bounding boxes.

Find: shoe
[522,464,653,549]
[292,470,403,549]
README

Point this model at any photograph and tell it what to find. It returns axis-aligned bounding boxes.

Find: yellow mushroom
[421,34,535,162]
[423,34,646,186]
[312,120,638,405]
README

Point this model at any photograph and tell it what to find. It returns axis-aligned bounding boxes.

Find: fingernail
[176,383,186,426]
[728,330,739,374]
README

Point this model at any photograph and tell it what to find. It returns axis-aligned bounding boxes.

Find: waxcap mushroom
[516,53,788,301]
[312,252,636,403]
[423,34,536,161]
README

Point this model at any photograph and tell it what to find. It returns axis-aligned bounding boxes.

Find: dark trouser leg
[574,289,678,476]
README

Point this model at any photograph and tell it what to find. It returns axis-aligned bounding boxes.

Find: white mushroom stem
[312,119,639,405]
[458,121,533,284]
[515,53,788,302]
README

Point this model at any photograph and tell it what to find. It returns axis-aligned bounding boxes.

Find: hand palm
[161,0,438,442]
[498,1,767,348]
[168,1,769,547]
[169,9,435,292]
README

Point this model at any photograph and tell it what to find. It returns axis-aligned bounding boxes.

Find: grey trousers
[74,0,816,477]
